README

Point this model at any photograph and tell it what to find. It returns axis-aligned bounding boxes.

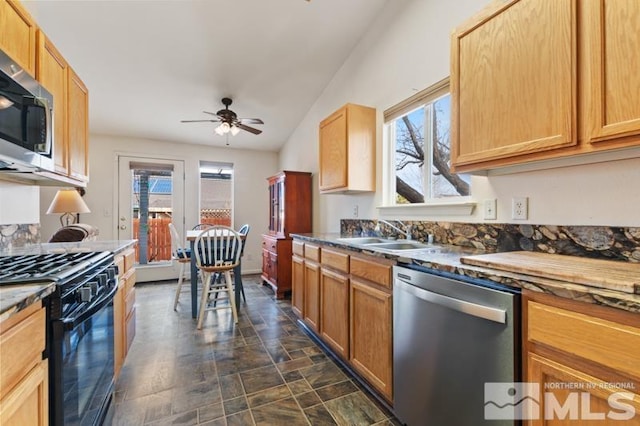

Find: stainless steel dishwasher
[393,265,520,426]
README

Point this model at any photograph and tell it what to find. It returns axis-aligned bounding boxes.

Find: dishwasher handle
[395,278,507,324]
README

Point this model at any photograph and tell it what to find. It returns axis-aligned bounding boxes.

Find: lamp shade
[47,189,91,215]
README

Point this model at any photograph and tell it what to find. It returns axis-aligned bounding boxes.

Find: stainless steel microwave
[0,48,54,173]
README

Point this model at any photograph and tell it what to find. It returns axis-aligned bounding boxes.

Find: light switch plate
[483,199,497,220]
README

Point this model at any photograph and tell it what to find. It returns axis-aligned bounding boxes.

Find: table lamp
[47,189,91,226]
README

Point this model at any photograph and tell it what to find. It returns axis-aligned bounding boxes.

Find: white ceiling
[23,0,388,151]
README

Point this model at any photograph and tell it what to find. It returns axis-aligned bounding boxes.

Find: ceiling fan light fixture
[230,125,240,136]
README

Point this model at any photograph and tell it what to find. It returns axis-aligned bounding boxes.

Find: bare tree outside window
[393,93,469,203]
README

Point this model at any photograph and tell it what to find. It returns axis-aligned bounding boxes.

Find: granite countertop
[0,240,137,323]
[0,239,137,256]
[292,233,640,314]
[0,282,55,323]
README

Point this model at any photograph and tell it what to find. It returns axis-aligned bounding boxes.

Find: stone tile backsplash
[341,219,640,263]
[0,224,40,251]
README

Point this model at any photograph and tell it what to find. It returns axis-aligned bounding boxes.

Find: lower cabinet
[292,239,395,404]
[303,260,321,333]
[291,254,305,318]
[523,290,640,425]
[0,303,48,426]
[320,249,350,359]
[261,235,293,299]
[114,248,136,379]
[350,278,393,402]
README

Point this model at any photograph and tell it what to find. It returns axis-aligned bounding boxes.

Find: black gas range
[0,251,118,426]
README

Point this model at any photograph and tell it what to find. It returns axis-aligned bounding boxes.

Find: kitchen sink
[336,237,390,245]
[365,242,431,251]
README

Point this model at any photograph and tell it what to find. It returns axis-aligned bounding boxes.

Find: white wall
[279,0,640,230]
[0,181,39,225]
[40,134,279,274]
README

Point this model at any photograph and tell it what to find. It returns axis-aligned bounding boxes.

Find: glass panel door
[118,156,184,282]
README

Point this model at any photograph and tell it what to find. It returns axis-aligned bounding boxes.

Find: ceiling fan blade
[202,111,222,118]
[180,119,219,123]
[236,123,262,135]
[238,118,264,125]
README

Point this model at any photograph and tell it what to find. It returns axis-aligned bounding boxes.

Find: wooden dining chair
[192,223,212,230]
[194,225,242,328]
[169,223,191,310]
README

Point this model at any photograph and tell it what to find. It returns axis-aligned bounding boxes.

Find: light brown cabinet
[451,0,640,173]
[349,256,393,403]
[67,68,89,181]
[291,241,305,318]
[0,0,37,76]
[319,103,376,193]
[523,290,640,425]
[0,302,48,426]
[302,243,321,332]
[36,31,90,183]
[114,248,136,379]
[37,31,68,175]
[320,248,350,359]
[262,171,312,298]
[292,238,394,403]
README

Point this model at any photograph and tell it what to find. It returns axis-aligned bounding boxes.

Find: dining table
[186,230,245,319]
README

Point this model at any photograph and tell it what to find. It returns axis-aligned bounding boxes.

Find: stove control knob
[78,286,92,303]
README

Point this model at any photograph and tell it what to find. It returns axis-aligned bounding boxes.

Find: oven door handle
[62,284,117,330]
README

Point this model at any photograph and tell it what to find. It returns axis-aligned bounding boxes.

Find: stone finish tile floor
[112,275,400,425]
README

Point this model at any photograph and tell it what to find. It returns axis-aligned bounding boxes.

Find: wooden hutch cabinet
[261,171,312,298]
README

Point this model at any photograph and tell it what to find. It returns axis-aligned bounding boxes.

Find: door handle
[395,279,507,324]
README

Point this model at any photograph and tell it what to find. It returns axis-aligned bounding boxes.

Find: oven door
[50,285,116,426]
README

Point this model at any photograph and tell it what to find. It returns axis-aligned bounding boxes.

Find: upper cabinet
[67,68,89,181]
[37,32,69,175]
[267,171,312,237]
[36,30,89,183]
[0,0,36,76]
[319,103,376,193]
[584,0,640,147]
[451,0,640,173]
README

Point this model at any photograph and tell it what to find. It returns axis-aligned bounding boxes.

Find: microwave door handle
[40,97,52,155]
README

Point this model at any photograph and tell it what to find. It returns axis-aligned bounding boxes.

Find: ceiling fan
[181,97,264,135]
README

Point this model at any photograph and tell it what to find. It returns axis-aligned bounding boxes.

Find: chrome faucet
[375,219,412,240]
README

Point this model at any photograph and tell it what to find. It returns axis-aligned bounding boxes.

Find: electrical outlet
[353,205,359,218]
[512,197,528,220]
[483,199,497,220]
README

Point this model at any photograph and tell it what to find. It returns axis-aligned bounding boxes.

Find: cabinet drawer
[350,256,392,289]
[527,301,640,379]
[122,248,136,272]
[0,306,45,400]
[262,236,277,253]
[305,243,321,262]
[321,248,349,273]
[115,255,125,279]
[293,240,305,257]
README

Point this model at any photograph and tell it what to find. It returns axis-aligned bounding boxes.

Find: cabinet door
[67,68,89,181]
[320,267,349,359]
[0,361,48,426]
[319,107,348,191]
[527,353,640,425]
[113,286,124,379]
[350,278,393,401]
[303,261,320,332]
[36,31,68,174]
[291,255,305,318]
[0,0,36,76]
[451,0,577,171]
[585,0,640,146]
